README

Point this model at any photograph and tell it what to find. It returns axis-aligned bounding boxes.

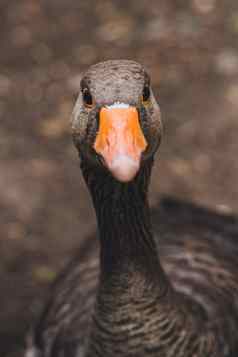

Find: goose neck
[81,158,169,292]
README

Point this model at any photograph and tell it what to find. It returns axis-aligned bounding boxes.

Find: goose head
[71,60,162,182]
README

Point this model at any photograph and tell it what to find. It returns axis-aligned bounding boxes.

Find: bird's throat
[81,158,172,357]
[81,158,169,295]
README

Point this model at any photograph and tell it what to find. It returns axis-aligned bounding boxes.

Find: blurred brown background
[1,0,238,355]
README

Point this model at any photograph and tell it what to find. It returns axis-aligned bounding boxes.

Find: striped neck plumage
[81,157,169,295]
[82,155,174,357]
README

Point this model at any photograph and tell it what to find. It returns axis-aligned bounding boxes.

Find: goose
[28,60,238,357]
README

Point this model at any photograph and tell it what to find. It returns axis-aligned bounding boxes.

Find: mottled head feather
[81,60,149,106]
[71,60,162,162]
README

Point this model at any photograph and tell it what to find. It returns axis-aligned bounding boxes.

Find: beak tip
[107,154,140,182]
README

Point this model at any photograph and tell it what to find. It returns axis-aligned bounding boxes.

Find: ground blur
[1,0,238,355]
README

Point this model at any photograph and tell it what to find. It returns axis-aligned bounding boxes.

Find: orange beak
[94,107,147,182]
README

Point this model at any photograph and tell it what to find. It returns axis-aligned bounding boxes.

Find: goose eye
[142,85,150,103]
[82,88,93,108]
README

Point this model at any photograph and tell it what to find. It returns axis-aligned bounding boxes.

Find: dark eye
[142,85,150,103]
[82,88,93,108]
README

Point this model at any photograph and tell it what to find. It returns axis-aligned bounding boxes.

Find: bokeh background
[1,0,238,355]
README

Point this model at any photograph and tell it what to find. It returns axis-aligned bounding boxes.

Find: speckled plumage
[28,60,238,357]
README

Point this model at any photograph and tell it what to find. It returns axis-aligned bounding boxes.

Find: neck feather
[81,157,169,296]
